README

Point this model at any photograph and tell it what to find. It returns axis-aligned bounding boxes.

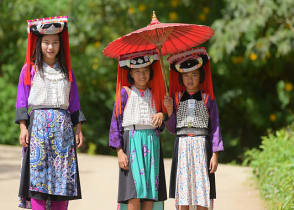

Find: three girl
[164,47,224,210]
[16,16,85,210]
[16,16,223,210]
[109,49,167,210]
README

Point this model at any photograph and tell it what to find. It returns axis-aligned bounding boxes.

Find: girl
[16,16,86,210]
[109,49,167,210]
[164,47,224,210]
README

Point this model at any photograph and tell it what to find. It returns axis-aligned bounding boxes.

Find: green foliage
[209,0,294,162]
[0,76,18,144]
[210,0,294,62]
[244,124,294,209]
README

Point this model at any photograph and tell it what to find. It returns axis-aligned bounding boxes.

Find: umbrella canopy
[103,11,214,58]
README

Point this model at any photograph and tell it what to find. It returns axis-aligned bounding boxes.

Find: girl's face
[182,70,200,91]
[130,67,150,89]
[41,34,60,64]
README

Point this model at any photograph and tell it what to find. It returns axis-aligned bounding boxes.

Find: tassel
[24,33,37,85]
[62,28,72,82]
[149,61,166,113]
[201,61,215,100]
[115,66,130,116]
[24,33,32,85]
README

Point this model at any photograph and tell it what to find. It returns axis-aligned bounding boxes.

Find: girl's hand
[164,95,173,117]
[19,121,29,147]
[19,128,29,147]
[75,123,84,148]
[152,112,164,127]
[117,148,129,170]
[210,152,219,173]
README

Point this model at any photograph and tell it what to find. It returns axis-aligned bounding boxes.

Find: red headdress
[115,49,166,116]
[167,47,215,100]
[24,16,72,85]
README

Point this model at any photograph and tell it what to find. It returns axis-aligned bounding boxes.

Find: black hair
[123,61,156,84]
[34,33,68,79]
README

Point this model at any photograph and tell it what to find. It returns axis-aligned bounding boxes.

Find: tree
[209,0,294,161]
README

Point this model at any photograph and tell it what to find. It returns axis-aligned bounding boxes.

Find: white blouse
[28,63,71,110]
[122,86,157,128]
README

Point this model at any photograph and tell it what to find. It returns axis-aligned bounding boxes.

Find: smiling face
[181,70,201,92]
[130,67,151,89]
[41,34,60,65]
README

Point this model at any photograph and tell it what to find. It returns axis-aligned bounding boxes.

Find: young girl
[164,47,224,210]
[16,16,86,210]
[109,49,167,210]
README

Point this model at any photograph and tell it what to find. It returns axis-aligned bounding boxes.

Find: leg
[31,198,46,210]
[197,205,208,210]
[51,201,69,210]
[141,200,153,210]
[128,198,140,210]
[178,205,189,210]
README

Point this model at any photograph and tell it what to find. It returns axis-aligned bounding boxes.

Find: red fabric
[115,65,130,115]
[62,28,73,82]
[169,69,185,97]
[24,33,37,85]
[115,61,166,116]
[103,14,214,59]
[149,61,167,113]
[24,28,72,85]
[200,60,215,100]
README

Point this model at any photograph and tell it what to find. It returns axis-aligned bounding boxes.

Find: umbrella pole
[157,47,169,96]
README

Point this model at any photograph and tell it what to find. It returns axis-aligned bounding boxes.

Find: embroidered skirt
[117,129,167,210]
[18,109,81,208]
[169,136,216,209]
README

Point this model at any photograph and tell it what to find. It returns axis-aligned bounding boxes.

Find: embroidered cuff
[15,108,29,124]
[71,110,86,126]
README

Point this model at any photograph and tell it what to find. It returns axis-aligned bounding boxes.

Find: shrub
[244,124,294,210]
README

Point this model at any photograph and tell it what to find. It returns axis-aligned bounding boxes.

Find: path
[0,145,266,210]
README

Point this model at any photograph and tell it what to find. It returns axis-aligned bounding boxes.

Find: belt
[124,125,155,130]
[176,127,208,136]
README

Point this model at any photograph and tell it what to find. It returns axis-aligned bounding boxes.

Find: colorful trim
[175,56,203,73]
[119,49,158,61]
[27,16,68,34]
[27,16,68,26]
[167,47,208,64]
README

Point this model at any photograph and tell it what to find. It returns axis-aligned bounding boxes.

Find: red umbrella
[103,11,214,93]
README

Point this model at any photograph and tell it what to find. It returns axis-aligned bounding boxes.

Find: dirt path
[0,145,266,209]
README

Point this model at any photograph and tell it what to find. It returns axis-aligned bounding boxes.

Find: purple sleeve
[165,111,176,135]
[16,65,32,109]
[208,98,224,152]
[15,65,34,123]
[68,70,81,113]
[109,88,128,149]
[68,70,86,125]
[165,96,177,135]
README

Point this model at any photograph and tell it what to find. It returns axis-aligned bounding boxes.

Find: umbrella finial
[152,11,157,20]
[150,10,160,25]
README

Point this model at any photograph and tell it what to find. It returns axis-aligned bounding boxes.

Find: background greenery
[244,123,294,209]
[0,0,294,163]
